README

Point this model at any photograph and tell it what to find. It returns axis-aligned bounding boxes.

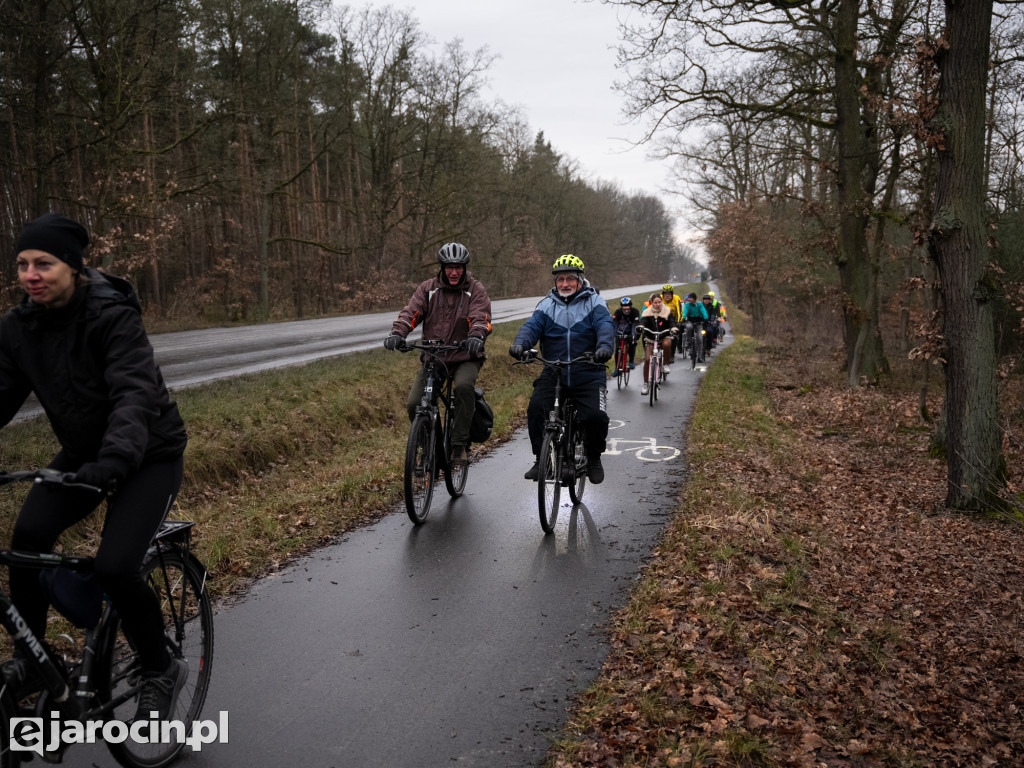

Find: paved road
[13,284,665,421]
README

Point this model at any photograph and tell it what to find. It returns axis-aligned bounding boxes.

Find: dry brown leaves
[554,343,1024,768]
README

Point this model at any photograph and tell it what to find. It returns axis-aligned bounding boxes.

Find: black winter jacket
[0,268,187,477]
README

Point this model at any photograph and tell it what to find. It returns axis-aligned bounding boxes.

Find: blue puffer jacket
[513,285,615,386]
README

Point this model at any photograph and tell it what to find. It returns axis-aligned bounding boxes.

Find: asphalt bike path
[58,338,729,768]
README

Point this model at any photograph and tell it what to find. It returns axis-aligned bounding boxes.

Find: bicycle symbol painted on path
[604,436,680,462]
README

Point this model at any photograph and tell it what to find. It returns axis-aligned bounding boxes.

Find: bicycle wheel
[649,357,658,406]
[98,548,214,768]
[615,348,624,390]
[443,404,468,498]
[404,414,435,524]
[690,331,698,368]
[567,417,587,504]
[0,689,21,768]
[537,432,562,534]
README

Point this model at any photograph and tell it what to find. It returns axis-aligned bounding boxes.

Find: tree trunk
[833,0,887,386]
[928,0,1004,509]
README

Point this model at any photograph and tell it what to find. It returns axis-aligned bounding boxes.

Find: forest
[0,0,699,320]
[604,0,1023,511]
[3,0,1023,510]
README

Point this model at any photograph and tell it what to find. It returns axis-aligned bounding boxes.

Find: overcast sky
[364,0,697,246]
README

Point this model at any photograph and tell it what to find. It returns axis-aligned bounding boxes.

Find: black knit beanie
[16,213,89,271]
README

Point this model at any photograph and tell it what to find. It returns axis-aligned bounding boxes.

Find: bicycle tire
[649,357,658,407]
[690,330,698,368]
[442,404,468,498]
[404,414,435,524]
[0,689,21,768]
[98,548,214,768]
[567,417,587,504]
[615,348,624,391]
[537,432,561,534]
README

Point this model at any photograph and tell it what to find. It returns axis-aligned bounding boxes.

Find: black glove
[594,347,613,363]
[383,334,403,351]
[464,337,485,357]
[509,344,525,360]
[71,462,122,493]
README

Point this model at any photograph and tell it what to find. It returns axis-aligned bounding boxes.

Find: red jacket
[391,270,492,363]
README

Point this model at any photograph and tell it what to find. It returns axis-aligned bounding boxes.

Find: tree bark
[833,0,888,386]
[928,0,1004,509]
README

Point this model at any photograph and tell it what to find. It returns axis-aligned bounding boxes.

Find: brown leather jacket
[391,269,492,363]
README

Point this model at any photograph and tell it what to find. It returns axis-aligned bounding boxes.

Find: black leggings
[10,453,184,674]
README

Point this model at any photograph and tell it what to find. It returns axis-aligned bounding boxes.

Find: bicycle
[613,333,632,390]
[639,327,674,407]
[0,468,213,768]
[399,339,471,525]
[515,351,601,534]
[683,321,706,368]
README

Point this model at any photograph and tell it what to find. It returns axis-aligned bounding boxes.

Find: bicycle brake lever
[57,472,105,494]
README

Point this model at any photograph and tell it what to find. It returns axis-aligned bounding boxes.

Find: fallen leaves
[551,339,1024,767]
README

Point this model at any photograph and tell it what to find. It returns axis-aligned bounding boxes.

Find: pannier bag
[469,387,494,443]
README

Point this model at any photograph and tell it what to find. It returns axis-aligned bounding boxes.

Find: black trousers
[527,372,609,458]
[11,452,184,674]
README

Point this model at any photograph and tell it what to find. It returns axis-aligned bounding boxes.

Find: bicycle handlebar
[513,351,603,367]
[398,339,466,355]
[638,327,677,338]
[0,468,103,494]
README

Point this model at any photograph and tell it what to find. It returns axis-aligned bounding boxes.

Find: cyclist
[680,291,709,355]
[0,213,189,721]
[709,291,728,339]
[509,255,614,483]
[610,297,640,375]
[658,285,683,355]
[384,242,492,467]
[637,292,678,396]
[701,294,719,352]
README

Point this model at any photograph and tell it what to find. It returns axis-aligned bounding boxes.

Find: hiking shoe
[134,657,187,722]
[2,657,42,700]
[586,457,605,484]
[451,445,469,467]
[640,383,649,396]
[524,461,539,481]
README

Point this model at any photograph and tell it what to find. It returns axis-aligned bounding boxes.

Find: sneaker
[134,657,187,722]
[586,457,605,484]
[451,445,469,467]
[640,383,649,396]
[524,461,539,481]
[612,369,620,377]
[663,365,671,374]
[628,362,635,369]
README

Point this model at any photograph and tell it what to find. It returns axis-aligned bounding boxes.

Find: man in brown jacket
[384,243,492,465]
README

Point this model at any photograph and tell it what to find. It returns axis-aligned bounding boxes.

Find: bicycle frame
[409,341,461,463]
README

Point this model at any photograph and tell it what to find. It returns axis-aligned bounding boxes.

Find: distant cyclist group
[608,285,727,395]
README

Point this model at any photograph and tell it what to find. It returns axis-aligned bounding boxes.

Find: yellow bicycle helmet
[662,284,674,293]
[708,291,715,298]
[552,254,585,275]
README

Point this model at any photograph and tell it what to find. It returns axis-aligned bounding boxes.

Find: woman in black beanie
[0,213,190,722]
